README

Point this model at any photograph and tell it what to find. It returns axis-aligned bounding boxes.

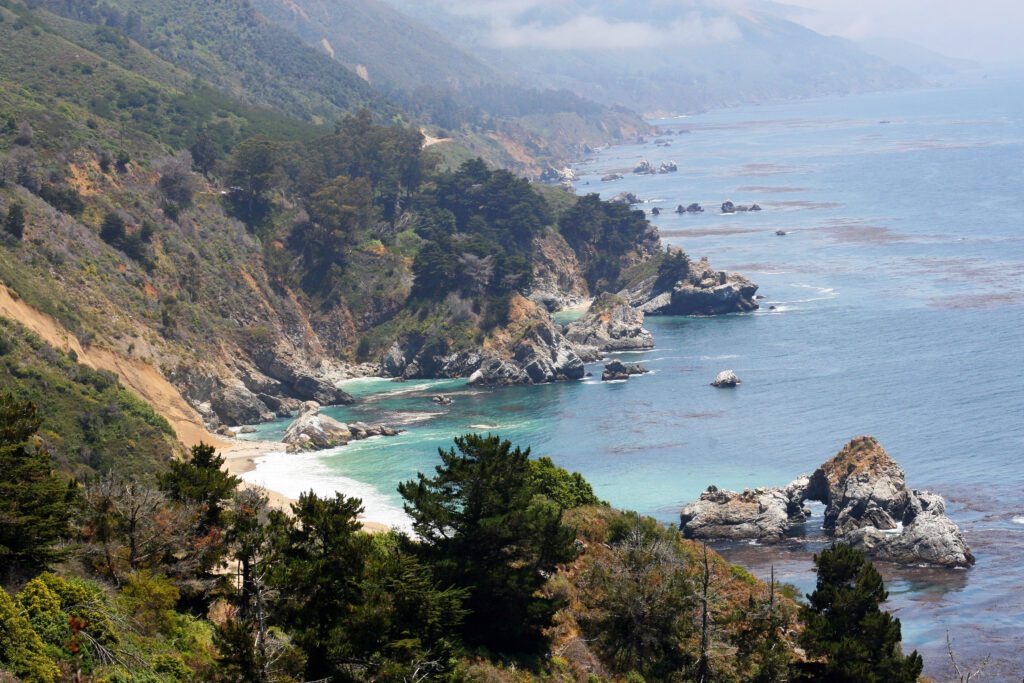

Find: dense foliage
[400,434,577,654]
[559,193,658,290]
[0,319,178,478]
[795,543,924,682]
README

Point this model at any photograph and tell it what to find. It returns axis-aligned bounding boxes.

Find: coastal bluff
[679,436,974,568]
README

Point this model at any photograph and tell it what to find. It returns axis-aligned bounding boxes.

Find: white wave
[242,451,412,531]
[469,424,500,430]
[1013,516,1024,525]
[792,284,835,293]
[700,354,739,360]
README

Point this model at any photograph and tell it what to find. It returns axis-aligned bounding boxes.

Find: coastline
[220,437,392,533]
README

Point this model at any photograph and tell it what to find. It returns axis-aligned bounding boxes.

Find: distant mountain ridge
[384,0,922,115]
[250,0,501,93]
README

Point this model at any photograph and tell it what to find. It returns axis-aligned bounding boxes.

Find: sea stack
[678,437,974,568]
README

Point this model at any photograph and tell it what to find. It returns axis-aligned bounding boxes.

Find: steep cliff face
[529,230,590,311]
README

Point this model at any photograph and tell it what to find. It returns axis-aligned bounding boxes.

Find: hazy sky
[430,0,1024,65]
[785,0,1024,65]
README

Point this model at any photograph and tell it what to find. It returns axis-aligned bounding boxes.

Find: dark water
[244,79,1024,677]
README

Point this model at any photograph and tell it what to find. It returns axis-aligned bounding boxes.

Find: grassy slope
[26,0,395,124]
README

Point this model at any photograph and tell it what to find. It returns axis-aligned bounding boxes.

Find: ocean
[243,77,1024,677]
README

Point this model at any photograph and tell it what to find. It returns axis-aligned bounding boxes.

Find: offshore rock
[679,436,974,568]
[564,293,654,360]
[601,359,648,381]
[633,159,656,174]
[601,173,623,182]
[680,481,809,541]
[282,402,402,453]
[711,370,741,387]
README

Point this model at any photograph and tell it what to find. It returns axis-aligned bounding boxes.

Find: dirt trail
[0,284,223,450]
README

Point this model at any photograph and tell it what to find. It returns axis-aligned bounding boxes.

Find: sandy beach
[220,437,390,533]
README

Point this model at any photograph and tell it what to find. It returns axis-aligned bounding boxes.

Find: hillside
[252,0,651,176]
[26,0,394,123]
[250,0,499,93]
[385,0,922,115]
[0,0,672,444]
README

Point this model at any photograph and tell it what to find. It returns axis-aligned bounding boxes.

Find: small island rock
[712,370,741,387]
[601,359,648,381]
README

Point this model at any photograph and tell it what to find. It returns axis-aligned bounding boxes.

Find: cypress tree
[399,434,577,654]
[794,544,923,682]
[0,394,73,581]
[4,203,25,240]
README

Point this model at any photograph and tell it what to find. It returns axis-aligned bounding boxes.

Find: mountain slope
[251,0,499,93]
[385,0,921,114]
[26,0,394,123]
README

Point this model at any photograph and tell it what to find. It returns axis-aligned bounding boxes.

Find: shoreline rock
[282,401,402,453]
[678,437,974,568]
[564,293,654,361]
[622,253,759,316]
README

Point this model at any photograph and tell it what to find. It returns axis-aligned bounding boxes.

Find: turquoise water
[243,78,1024,676]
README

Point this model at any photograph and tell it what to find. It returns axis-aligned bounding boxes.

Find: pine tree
[399,434,577,654]
[160,442,240,531]
[4,202,25,240]
[794,544,923,682]
[0,394,73,581]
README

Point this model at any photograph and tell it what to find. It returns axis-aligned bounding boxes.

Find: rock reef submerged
[679,436,974,568]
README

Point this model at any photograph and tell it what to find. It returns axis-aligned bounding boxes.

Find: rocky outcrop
[564,293,654,360]
[622,253,759,316]
[282,401,402,453]
[711,370,741,387]
[633,159,655,175]
[601,359,648,381]
[806,437,974,567]
[610,191,641,205]
[385,295,585,388]
[512,316,586,384]
[658,161,678,173]
[676,203,704,214]
[678,437,974,568]
[722,201,762,214]
[680,479,809,541]
[529,231,590,312]
[252,347,354,406]
[283,401,352,453]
